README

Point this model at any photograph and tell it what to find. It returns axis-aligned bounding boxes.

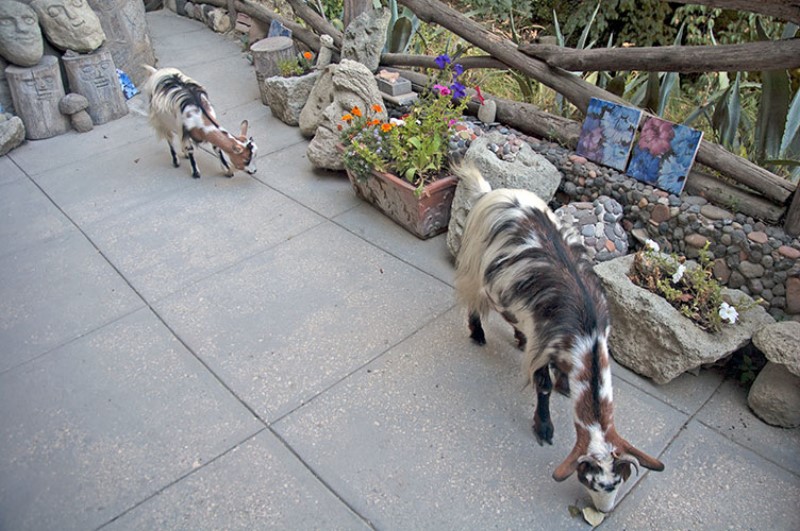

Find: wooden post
[62,50,128,125]
[6,56,70,139]
[251,36,297,105]
[343,0,370,29]
[785,188,800,237]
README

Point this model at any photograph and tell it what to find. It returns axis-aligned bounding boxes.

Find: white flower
[672,264,686,284]
[645,239,660,252]
[719,302,738,324]
[390,117,406,126]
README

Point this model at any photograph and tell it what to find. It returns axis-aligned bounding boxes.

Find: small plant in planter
[629,239,760,333]
[277,51,315,77]
[339,54,468,197]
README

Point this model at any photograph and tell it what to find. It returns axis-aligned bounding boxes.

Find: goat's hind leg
[166,136,180,168]
[468,310,486,345]
[532,365,554,445]
[182,139,201,178]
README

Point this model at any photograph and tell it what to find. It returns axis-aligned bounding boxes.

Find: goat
[142,65,257,179]
[453,163,664,512]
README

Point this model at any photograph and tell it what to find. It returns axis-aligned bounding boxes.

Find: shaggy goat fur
[454,163,663,512]
[142,65,257,178]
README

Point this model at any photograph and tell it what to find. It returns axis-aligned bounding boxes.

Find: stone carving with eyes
[0,1,44,67]
[31,0,105,53]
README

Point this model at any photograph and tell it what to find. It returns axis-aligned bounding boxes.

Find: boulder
[340,8,391,73]
[447,131,563,257]
[31,0,106,53]
[748,321,800,427]
[0,1,44,67]
[264,71,320,126]
[206,8,232,33]
[594,254,774,384]
[298,65,334,137]
[306,60,386,171]
[0,116,25,156]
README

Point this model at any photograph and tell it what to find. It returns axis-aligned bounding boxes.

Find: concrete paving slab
[0,308,263,531]
[83,174,323,302]
[104,430,369,530]
[253,141,360,219]
[335,203,456,286]
[153,222,455,422]
[30,135,194,227]
[695,378,800,476]
[610,420,800,530]
[149,12,244,71]
[165,55,262,111]
[0,176,75,259]
[0,155,25,185]
[215,99,307,158]
[613,362,725,416]
[273,307,686,530]
[0,231,143,372]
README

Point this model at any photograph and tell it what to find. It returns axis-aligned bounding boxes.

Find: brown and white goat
[142,65,257,178]
[454,163,664,512]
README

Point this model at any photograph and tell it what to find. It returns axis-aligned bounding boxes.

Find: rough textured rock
[31,0,106,53]
[752,321,800,376]
[554,196,628,263]
[340,7,391,73]
[0,1,44,67]
[87,0,156,87]
[594,254,775,384]
[447,132,562,257]
[264,71,320,126]
[298,65,334,137]
[206,7,231,33]
[747,362,800,428]
[306,60,386,171]
[0,57,15,115]
[59,93,89,115]
[0,116,25,156]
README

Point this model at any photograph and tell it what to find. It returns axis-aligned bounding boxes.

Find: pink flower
[433,84,451,96]
[638,118,675,157]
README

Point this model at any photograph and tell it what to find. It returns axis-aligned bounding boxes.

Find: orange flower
[303,51,313,60]
[381,123,393,133]
[368,119,381,127]
[342,114,353,122]
[372,104,383,113]
[351,106,362,117]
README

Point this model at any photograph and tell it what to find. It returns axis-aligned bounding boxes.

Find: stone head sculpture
[0,1,44,67]
[31,0,105,53]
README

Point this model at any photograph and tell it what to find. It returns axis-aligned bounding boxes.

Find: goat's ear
[625,445,664,472]
[239,120,249,136]
[553,446,584,481]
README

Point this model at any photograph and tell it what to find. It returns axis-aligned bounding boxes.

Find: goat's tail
[452,161,492,204]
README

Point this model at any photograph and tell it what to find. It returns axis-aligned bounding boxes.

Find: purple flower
[433,84,451,96]
[435,54,451,69]
[450,81,466,100]
[452,63,464,77]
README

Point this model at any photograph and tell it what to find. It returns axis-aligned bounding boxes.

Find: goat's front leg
[533,365,554,445]
[215,147,233,177]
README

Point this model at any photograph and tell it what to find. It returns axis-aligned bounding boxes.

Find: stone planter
[594,254,774,384]
[345,166,457,240]
[263,71,320,126]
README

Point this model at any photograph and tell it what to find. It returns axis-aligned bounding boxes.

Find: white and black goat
[454,163,664,512]
[142,65,257,178]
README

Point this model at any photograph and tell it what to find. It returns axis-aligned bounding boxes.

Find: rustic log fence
[190,0,800,235]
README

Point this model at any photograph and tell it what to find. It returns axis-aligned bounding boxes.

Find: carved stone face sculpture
[31,0,105,53]
[19,69,59,102]
[0,1,44,67]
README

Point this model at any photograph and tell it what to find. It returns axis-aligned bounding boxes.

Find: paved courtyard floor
[1,9,798,531]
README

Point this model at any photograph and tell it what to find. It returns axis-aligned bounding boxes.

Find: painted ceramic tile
[627,117,704,196]
[576,97,642,171]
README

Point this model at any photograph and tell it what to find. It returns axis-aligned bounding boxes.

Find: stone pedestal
[63,50,128,125]
[6,56,69,139]
[251,37,298,105]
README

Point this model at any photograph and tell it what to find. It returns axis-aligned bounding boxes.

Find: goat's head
[227,120,258,174]
[553,428,664,512]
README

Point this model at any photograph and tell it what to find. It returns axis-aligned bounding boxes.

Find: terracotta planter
[345,166,458,240]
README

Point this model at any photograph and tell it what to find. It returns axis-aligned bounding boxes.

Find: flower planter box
[594,254,774,384]
[344,166,458,240]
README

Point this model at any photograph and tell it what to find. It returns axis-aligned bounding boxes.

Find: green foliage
[276,51,315,77]
[384,0,420,53]
[629,240,759,333]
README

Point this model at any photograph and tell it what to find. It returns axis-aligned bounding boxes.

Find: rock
[752,321,800,376]
[650,203,671,224]
[264,70,320,126]
[594,254,774,384]
[69,110,93,133]
[747,231,769,245]
[31,0,106,53]
[684,233,709,249]
[747,362,800,428]
[0,1,44,67]
[340,7,391,73]
[738,261,765,279]
[712,258,732,283]
[477,100,497,123]
[0,116,25,156]
[786,277,800,315]
[206,7,231,33]
[298,65,334,137]
[778,245,800,260]
[59,93,89,115]
[700,204,733,220]
[306,60,386,171]
[316,34,335,70]
[447,132,563,257]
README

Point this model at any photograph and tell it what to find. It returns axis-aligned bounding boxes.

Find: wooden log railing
[665,0,800,26]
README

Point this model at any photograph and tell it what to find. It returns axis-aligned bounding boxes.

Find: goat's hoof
[533,422,554,446]
[172,161,180,168]
[192,173,201,179]
[470,333,486,346]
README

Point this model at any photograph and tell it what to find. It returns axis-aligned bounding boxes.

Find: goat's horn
[616,453,640,477]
